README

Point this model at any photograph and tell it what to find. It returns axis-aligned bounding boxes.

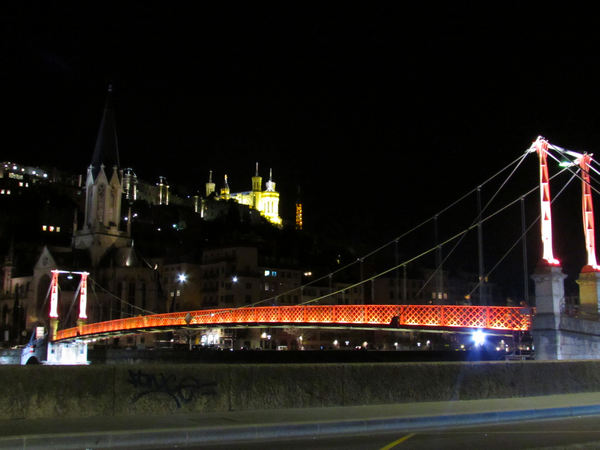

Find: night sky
[4,3,600,283]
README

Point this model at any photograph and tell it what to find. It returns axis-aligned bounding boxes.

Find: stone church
[1,87,166,344]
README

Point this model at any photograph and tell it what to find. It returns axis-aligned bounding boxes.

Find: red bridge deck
[55,304,534,341]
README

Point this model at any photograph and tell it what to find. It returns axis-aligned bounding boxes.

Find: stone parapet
[4,361,600,419]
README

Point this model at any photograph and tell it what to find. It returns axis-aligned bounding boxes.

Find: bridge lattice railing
[55,304,534,341]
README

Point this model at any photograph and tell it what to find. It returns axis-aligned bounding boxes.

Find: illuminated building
[8,87,167,346]
[202,164,282,226]
[295,186,302,230]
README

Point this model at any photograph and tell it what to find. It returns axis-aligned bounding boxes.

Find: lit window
[264,270,270,276]
[42,225,47,231]
[56,227,60,232]
[431,292,436,299]
[265,282,270,291]
[1,190,4,195]
[176,290,181,297]
[49,226,54,232]
[272,271,277,277]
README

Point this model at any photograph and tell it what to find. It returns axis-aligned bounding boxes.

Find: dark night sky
[4,3,600,282]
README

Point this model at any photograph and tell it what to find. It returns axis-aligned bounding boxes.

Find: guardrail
[55,304,534,341]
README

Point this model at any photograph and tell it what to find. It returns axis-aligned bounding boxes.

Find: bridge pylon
[531,262,567,360]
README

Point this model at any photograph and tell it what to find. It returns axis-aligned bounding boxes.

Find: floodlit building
[200,165,282,226]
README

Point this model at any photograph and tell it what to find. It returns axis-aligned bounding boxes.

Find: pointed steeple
[72,86,130,267]
[206,170,216,197]
[91,86,120,179]
[252,162,262,192]
[266,168,276,192]
[221,174,230,199]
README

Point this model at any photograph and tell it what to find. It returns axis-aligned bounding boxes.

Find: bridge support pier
[532,263,600,360]
[531,263,567,360]
[577,269,600,318]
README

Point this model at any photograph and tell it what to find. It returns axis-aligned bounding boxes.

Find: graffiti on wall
[128,369,218,408]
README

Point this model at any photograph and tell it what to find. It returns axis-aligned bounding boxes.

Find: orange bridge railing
[55,304,534,341]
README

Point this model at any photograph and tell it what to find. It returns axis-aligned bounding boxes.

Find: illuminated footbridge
[55,304,533,342]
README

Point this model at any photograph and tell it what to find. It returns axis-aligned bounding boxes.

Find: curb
[3,404,600,449]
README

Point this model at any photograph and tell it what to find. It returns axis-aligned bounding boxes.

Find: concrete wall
[534,315,600,360]
[3,360,600,419]
[0,349,20,365]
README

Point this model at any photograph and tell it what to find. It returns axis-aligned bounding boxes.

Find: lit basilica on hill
[0,87,304,349]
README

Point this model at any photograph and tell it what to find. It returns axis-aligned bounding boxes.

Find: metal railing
[55,304,534,341]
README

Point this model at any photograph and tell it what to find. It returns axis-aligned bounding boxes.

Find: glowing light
[473,330,485,346]
[49,271,59,318]
[178,274,187,282]
[232,276,238,282]
[79,272,88,320]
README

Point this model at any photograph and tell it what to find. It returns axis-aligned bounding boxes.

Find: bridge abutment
[533,263,600,360]
[577,269,600,317]
[531,263,566,360]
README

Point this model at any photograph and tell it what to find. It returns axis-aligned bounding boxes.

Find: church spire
[221,174,230,199]
[252,162,262,192]
[91,85,120,178]
[266,168,276,192]
[206,170,215,197]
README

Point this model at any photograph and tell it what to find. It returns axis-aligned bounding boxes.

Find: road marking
[379,433,416,449]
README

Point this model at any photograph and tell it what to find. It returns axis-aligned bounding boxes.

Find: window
[272,271,277,277]
[264,270,270,276]
[265,282,270,291]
